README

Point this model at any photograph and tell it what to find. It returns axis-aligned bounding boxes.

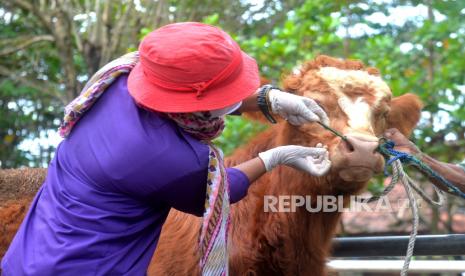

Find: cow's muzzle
[332,134,385,182]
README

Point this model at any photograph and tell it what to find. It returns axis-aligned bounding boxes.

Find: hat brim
[127,52,260,113]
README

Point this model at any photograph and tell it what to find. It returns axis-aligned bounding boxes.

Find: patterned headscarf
[59,52,230,275]
[166,111,224,140]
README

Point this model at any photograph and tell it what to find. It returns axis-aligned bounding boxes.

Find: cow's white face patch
[316,67,392,132]
[338,96,373,132]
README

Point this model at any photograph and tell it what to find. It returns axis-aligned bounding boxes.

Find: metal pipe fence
[332,234,465,257]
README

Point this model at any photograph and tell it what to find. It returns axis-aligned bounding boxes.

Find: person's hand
[268,89,330,126]
[258,144,331,176]
[384,128,422,157]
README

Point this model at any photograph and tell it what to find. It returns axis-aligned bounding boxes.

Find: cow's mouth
[338,166,374,182]
[329,133,385,183]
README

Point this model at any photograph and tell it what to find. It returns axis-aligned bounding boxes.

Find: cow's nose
[343,135,379,159]
[335,134,384,182]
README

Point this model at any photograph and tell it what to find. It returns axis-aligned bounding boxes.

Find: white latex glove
[258,144,331,176]
[268,89,330,126]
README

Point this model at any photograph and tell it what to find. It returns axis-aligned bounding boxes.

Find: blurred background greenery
[1,0,464,167]
[0,0,464,234]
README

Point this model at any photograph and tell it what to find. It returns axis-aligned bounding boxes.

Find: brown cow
[148,55,422,275]
[0,168,46,260]
[0,56,422,275]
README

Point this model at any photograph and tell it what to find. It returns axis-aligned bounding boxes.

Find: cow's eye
[314,99,328,113]
[376,105,390,119]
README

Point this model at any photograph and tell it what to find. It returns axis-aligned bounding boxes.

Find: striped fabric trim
[59,52,140,138]
[200,146,230,276]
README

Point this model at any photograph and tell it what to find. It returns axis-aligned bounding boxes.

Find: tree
[0,0,299,167]
[1,0,464,236]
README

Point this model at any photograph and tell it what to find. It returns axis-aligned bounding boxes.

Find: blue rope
[378,140,465,200]
[380,140,419,174]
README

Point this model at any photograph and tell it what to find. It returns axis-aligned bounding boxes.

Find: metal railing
[328,260,465,273]
[330,234,465,274]
[332,234,465,257]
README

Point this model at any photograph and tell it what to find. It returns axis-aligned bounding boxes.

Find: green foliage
[214,0,465,192]
[1,0,464,172]
[210,0,345,154]
[214,116,267,156]
[1,0,464,237]
[0,79,59,167]
[203,13,220,25]
[347,1,465,164]
[0,7,63,167]
[0,0,298,167]
[239,0,343,81]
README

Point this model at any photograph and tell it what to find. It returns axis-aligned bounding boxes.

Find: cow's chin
[338,167,374,182]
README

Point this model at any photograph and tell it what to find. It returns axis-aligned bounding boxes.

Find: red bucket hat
[127,22,260,113]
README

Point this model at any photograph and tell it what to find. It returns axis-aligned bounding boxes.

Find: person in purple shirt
[2,23,331,275]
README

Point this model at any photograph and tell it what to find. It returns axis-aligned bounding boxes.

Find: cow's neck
[226,124,345,273]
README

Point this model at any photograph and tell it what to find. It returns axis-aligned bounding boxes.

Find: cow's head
[282,55,422,190]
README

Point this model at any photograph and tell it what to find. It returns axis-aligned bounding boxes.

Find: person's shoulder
[132,113,210,167]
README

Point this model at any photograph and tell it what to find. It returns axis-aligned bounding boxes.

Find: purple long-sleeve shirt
[1,75,250,275]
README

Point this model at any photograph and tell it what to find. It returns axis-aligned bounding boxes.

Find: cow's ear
[386,93,423,137]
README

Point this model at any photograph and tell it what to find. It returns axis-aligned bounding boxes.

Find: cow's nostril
[343,139,355,152]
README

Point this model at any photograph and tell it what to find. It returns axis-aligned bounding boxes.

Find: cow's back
[0,168,46,260]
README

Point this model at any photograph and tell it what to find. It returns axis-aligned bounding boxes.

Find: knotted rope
[357,140,448,276]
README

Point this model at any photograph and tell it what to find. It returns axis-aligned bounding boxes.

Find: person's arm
[227,145,331,203]
[384,128,465,193]
[236,86,329,125]
[420,154,465,191]
[233,157,266,183]
[235,145,331,181]
[236,90,259,113]
[226,158,265,204]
